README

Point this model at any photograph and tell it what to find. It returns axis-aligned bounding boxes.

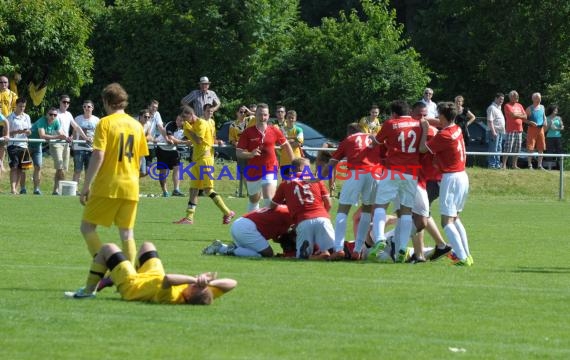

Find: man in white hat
[180,76,221,117]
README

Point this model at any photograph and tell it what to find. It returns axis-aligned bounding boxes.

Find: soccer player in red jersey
[370,100,422,262]
[323,122,382,260]
[236,103,294,212]
[419,102,471,266]
[408,102,450,262]
[271,157,334,259]
[202,205,294,258]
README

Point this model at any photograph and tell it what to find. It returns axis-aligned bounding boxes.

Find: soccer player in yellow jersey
[173,106,235,225]
[358,104,382,134]
[65,241,237,302]
[78,83,149,266]
[279,110,304,169]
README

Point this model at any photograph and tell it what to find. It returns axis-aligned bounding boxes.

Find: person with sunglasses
[57,95,88,176]
[72,100,100,190]
[28,108,70,195]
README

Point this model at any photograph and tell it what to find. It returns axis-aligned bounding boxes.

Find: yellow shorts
[82,196,138,228]
[111,257,165,301]
[190,157,215,189]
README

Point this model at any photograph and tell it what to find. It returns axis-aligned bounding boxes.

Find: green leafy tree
[411,0,570,113]
[85,0,298,122]
[251,0,429,138]
[0,0,94,113]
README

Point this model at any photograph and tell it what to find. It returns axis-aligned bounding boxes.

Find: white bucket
[59,181,78,196]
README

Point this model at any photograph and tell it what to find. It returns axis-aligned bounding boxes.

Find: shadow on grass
[512,266,570,274]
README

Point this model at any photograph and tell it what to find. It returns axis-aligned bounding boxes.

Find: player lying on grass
[65,242,237,304]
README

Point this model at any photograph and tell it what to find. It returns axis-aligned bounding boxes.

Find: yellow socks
[122,238,136,264]
[211,193,231,215]
[85,262,107,293]
[83,232,102,257]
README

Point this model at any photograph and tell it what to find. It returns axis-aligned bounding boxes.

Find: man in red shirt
[271,157,334,259]
[323,122,381,260]
[202,205,294,257]
[419,102,471,266]
[237,103,294,212]
[501,90,527,169]
[370,100,422,262]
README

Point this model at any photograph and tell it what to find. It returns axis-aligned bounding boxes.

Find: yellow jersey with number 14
[91,113,149,201]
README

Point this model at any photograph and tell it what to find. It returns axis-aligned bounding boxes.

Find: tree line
[1,0,569,149]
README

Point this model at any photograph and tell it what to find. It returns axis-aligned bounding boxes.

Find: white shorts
[246,172,278,196]
[339,170,378,206]
[296,217,335,258]
[375,170,417,208]
[230,217,270,252]
[439,171,469,217]
[392,185,429,217]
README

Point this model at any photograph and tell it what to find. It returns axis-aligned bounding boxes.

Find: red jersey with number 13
[375,116,421,174]
[272,178,330,224]
[425,124,466,173]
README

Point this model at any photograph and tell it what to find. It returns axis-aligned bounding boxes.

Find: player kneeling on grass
[202,205,294,257]
[270,157,335,260]
[65,242,237,304]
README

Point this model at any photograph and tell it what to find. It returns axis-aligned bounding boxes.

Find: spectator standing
[28,108,66,195]
[486,93,505,169]
[0,75,17,175]
[502,90,527,169]
[454,95,476,145]
[545,105,564,166]
[525,93,547,170]
[79,83,149,265]
[72,100,100,188]
[180,76,221,117]
[420,87,438,124]
[236,103,294,212]
[274,105,287,132]
[6,98,31,194]
[57,95,87,174]
[156,115,185,197]
[136,109,152,176]
[358,104,382,134]
[0,113,8,186]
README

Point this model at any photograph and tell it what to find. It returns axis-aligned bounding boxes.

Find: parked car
[215,120,337,162]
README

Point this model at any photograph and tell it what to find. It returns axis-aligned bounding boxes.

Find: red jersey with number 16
[375,116,421,174]
[331,132,381,170]
[425,124,466,173]
[272,178,330,224]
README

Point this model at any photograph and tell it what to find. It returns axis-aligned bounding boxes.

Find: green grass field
[1,164,570,359]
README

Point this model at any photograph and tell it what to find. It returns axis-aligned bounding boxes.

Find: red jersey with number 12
[375,116,421,174]
[425,124,466,173]
[272,178,330,224]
